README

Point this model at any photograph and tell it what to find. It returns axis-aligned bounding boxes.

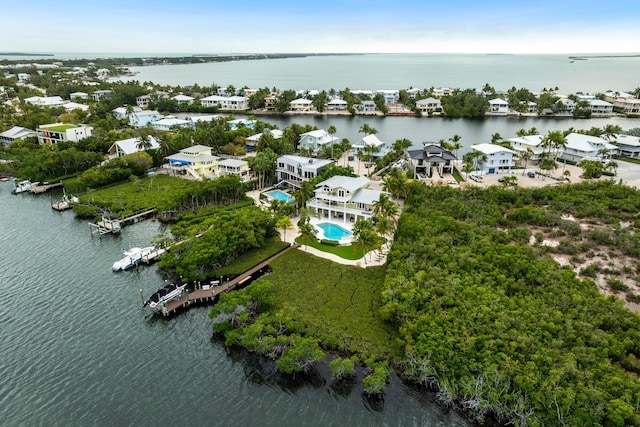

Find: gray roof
[0,126,36,140]
[316,175,371,192]
[408,144,456,162]
[218,158,247,168]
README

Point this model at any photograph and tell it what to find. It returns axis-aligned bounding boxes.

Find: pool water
[266,190,294,202]
[317,222,352,240]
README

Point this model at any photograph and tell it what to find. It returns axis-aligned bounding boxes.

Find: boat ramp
[158,243,298,317]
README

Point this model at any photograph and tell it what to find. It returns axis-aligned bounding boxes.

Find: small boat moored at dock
[11,179,39,194]
[112,246,156,271]
[143,283,187,310]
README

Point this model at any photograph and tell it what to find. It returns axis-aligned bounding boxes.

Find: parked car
[498,177,505,182]
[527,171,536,178]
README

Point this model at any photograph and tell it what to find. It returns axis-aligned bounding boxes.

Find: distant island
[0,52,53,56]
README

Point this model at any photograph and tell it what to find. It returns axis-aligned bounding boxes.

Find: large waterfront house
[298,129,339,154]
[508,135,546,162]
[163,145,219,179]
[129,110,163,128]
[106,136,160,159]
[217,158,251,181]
[200,95,247,110]
[416,97,442,115]
[560,133,619,163]
[489,98,509,114]
[0,126,36,146]
[306,175,386,224]
[326,99,348,111]
[37,123,93,146]
[357,100,376,114]
[24,96,66,107]
[407,143,457,178]
[470,143,516,174]
[604,91,640,114]
[377,90,400,104]
[433,87,453,98]
[151,117,191,131]
[289,98,314,112]
[352,134,389,160]
[588,99,614,115]
[276,155,334,187]
[612,134,640,158]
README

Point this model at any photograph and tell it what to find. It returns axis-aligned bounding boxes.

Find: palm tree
[520,147,533,175]
[340,138,352,167]
[448,134,462,159]
[327,125,337,159]
[136,134,153,151]
[298,222,315,251]
[491,133,502,144]
[606,161,619,176]
[359,123,377,137]
[276,216,293,243]
[352,219,379,264]
[372,193,399,224]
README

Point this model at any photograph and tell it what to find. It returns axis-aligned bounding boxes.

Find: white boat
[143,283,187,310]
[111,246,155,271]
[11,179,40,194]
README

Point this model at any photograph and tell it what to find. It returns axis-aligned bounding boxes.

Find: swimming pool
[317,222,352,240]
[265,190,294,202]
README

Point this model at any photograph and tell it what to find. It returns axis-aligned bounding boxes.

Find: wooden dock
[89,208,156,236]
[30,181,63,194]
[159,243,298,317]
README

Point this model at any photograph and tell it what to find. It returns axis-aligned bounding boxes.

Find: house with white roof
[200,95,247,110]
[306,175,386,224]
[246,129,283,152]
[276,155,334,187]
[560,133,619,163]
[62,102,90,112]
[377,90,400,104]
[24,96,66,107]
[217,158,250,181]
[603,91,640,114]
[326,99,348,111]
[129,110,163,128]
[112,106,142,120]
[37,123,93,145]
[407,143,457,178]
[611,134,640,158]
[508,135,546,162]
[190,115,221,126]
[416,97,442,115]
[171,94,194,105]
[0,126,36,146]
[470,143,516,174]
[588,99,614,115]
[289,98,314,112]
[433,88,453,98]
[352,134,389,159]
[151,117,191,131]
[106,136,160,159]
[298,129,339,153]
[357,100,376,114]
[163,145,219,179]
[69,92,88,100]
[488,98,509,114]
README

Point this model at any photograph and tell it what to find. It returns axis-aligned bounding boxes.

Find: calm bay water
[119,53,640,94]
[0,182,468,427]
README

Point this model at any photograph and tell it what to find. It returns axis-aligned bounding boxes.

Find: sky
[3,0,640,55]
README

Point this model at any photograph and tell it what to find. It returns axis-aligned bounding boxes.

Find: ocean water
[0,182,469,426]
[115,53,640,94]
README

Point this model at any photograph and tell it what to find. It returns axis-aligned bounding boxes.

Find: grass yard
[295,236,365,260]
[264,249,401,360]
[212,237,290,277]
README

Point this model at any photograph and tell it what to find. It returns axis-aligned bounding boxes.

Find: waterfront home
[217,158,250,181]
[24,96,66,107]
[136,94,151,108]
[298,129,339,154]
[588,99,614,115]
[171,94,194,105]
[289,98,314,112]
[91,90,113,101]
[264,93,280,111]
[69,91,88,100]
[151,117,191,131]
[357,100,376,114]
[407,143,457,178]
[112,106,142,120]
[306,175,386,224]
[129,110,163,128]
[163,145,219,179]
[352,134,389,159]
[470,143,516,174]
[106,136,160,159]
[276,155,334,187]
[560,133,619,163]
[406,88,422,99]
[246,129,283,151]
[603,91,640,114]
[415,97,442,115]
[37,123,93,145]
[611,134,640,158]
[377,90,400,104]
[200,95,247,110]
[326,99,348,111]
[0,126,36,146]
[521,101,537,114]
[557,97,576,113]
[488,98,509,114]
[508,135,546,162]
[433,87,453,98]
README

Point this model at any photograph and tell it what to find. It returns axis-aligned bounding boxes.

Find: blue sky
[3,0,639,54]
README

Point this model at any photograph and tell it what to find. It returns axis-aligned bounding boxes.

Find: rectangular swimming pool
[265,189,294,202]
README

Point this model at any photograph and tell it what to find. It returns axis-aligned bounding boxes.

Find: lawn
[294,236,365,260]
[264,249,401,360]
[212,237,290,277]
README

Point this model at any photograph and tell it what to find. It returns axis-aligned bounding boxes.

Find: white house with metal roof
[416,97,442,115]
[24,96,66,107]
[352,134,389,160]
[0,126,36,146]
[217,158,250,181]
[508,135,546,162]
[588,99,614,115]
[306,175,386,224]
[470,143,516,174]
[276,155,334,187]
[560,133,619,163]
[129,110,163,128]
[246,129,283,151]
[171,94,194,105]
[200,95,247,110]
[289,98,314,112]
[488,98,509,114]
[106,136,160,159]
[611,134,640,158]
[151,117,191,131]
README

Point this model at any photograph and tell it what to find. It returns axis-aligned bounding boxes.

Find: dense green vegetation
[211,237,290,277]
[383,181,640,426]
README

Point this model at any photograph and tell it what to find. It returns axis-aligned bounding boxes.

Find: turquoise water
[318,222,352,240]
[266,189,294,202]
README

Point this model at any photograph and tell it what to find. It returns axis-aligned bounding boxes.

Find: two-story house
[289,98,314,112]
[306,175,386,224]
[377,90,400,104]
[200,95,247,110]
[276,155,334,187]
[0,126,36,147]
[163,145,219,179]
[488,98,509,114]
[298,129,339,154]
[470,143,516,174]
[407,143,457,178]
[217,158,251,181]
[416,97,442,115]
[106,136,160,159]
[37,123,93,146]
[352,134,389,160]
[560,133,619,163]
[129,110,163,128]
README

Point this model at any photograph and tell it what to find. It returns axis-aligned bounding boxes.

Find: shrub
[320,239,339,246]
[608,278,629,292]
[580,263,599,278]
